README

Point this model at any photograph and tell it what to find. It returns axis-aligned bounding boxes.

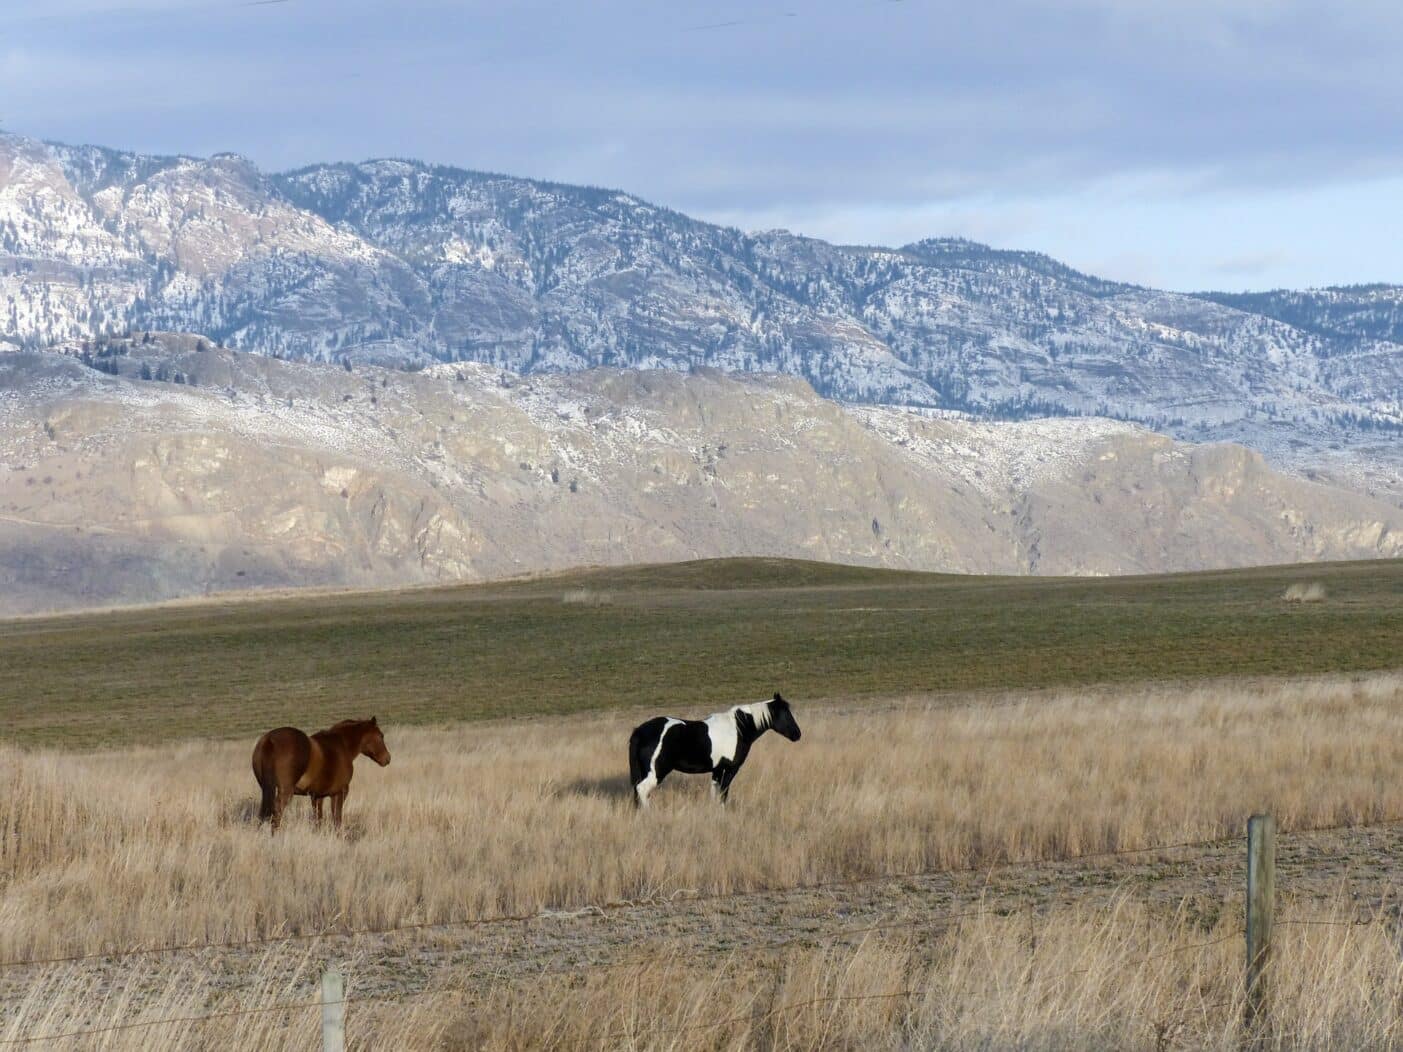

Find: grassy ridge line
[1,557,1400,749]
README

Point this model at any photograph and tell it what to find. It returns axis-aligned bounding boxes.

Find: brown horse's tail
[252,734,277,823]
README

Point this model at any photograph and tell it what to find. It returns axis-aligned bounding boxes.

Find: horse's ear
[773,692,782,703]
[370,716,378,726]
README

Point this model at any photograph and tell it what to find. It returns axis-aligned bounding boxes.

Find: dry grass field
[4,672,1403,1048]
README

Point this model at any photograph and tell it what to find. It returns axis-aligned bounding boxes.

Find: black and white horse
[628,693,801,807]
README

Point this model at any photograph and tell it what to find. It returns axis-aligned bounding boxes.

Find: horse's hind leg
[270,784,294,836]
[636,762,670,809]
[631,722,674,809]
[311,796,325,827]
[634,763,657,808]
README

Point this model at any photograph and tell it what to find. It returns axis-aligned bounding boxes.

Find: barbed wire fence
[0,813,1397,1047]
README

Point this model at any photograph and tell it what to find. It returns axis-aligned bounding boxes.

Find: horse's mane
[736,700,772,730]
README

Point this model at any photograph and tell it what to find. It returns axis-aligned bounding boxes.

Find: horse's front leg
[331,790,347,830]
[311,796,325,827]
[712,765,738,804]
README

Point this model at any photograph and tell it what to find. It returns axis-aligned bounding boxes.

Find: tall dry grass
[0,953,324,1051]
[6,904,1403,1049]
[435,904,1403,1051]
[1,673,1401,965]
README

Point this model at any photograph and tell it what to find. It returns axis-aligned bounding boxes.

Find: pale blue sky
[3,0,1400,291]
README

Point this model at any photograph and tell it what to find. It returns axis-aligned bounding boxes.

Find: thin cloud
[681,12,798,32]
[1210,252,1296,277]
[682,19,748,31]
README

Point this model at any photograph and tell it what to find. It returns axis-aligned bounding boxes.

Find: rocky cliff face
[3,133,1400,484]
[1,337,1398,614]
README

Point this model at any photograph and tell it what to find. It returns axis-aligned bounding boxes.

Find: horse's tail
[252,734,276,823]
[628,725,649,795]
[258,778,276,823]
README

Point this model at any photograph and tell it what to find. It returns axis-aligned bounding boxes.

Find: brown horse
[251,717,390,834]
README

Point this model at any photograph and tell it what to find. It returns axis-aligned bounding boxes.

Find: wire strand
[0,999,325,1047]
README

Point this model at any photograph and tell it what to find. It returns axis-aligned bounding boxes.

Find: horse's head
[769,693,801,742]
[360,717,391,766]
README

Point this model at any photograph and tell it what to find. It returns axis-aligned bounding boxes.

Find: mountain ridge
[2,131,1400,488]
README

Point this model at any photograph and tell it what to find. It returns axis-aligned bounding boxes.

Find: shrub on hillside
[1283,582,1327,603]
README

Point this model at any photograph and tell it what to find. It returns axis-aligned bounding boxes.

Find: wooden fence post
[322,963,345,1052]
[1245,813,1275,1034]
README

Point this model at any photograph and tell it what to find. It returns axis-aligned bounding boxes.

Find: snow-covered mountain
[2,132,1400,486]
[3,336,1400,614]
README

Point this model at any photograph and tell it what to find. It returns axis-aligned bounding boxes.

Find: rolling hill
[2,336,1401,614]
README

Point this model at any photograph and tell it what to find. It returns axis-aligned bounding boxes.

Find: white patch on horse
[704,710,740,767]
[636,717,682,807]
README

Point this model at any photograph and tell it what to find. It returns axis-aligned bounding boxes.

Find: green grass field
[2,557,1400,749]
